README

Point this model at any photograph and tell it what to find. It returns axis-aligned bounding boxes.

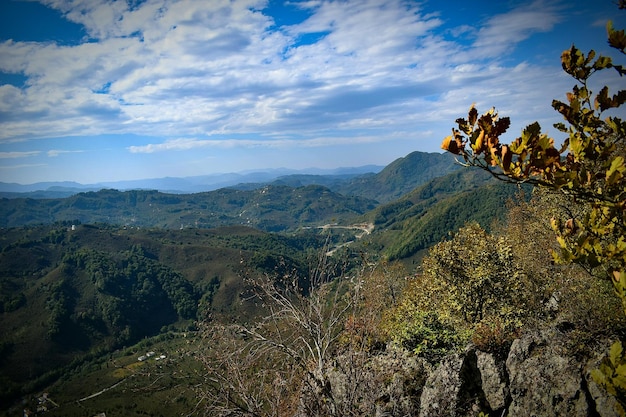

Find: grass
[4,332,206,417]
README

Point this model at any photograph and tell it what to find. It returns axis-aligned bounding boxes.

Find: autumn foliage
[441,17,626,410]
[441,22,626,313]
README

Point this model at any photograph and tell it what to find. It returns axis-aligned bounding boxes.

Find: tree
[441,20,626,313]
[197,251,423,416]
[382,223,529,358]
[440,16,626,412]
[199,252,361,417]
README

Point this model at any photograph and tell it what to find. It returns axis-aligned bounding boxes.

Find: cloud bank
[0,0,621,182]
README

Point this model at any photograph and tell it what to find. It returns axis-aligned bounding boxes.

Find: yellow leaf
[616,363,626,376]
[441,135,460,154]
[610,341,623,367]
[606,156,625,185]
[472,130,485,153]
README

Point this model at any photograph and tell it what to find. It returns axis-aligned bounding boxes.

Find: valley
[0,151,533,415]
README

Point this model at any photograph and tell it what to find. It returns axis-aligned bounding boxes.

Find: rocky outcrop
[476,350,509,412]
[302,329,619,417]
[505,328,589,416]
[415,329,620,417]
[298,348,430,417]
[419,351,488,417]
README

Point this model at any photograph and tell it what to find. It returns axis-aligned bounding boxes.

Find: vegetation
[334,150,460,203]
[0,185,377,231]
[199,252,354,416]
[3,27,626,411]
[441,13,626,413]
[441,22,626,313]
[383,188,624,360]
[383,223,527,358]
[0,222,330,410]
[2,161,625,416]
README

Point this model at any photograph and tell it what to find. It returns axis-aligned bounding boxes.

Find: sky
[0,0,625,185]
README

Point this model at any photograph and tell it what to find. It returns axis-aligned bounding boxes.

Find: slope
[354,168,530,262]
[0,223,327,408]
[334,151,461,203]
[0,185,377,230]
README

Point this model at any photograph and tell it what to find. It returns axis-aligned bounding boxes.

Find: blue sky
[0,0,625,184]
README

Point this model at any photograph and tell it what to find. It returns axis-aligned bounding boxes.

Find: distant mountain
[0,151,464,231]
[0,151,458,205]
[0,165,385,197]
[0,185,378,231]
[235,152,461,203]
[233,172,377,191]
[0,181,86,192]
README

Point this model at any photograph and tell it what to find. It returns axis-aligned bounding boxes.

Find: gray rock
[419,350,486,417]
[506,329,589,416]
[585,356,621,417]
[476,350,509,411]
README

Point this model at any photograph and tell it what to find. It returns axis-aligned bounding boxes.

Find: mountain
[229,151,461,203]
[353,168,531,262]
[0,165,385,197]
[0,185,378,231]
[0,151,456,202]
[0,153,531,411]
[0,151,460,230]
[0,223,328,407]
[333,151,461,203]
[234,172,377,191]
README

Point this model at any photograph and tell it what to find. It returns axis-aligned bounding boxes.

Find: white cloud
[0,0,595,153]
[47,149,84,157]
[0,151,41,158]
[471,0,563,58]
[127,133,389,153]
[0,163,47,171]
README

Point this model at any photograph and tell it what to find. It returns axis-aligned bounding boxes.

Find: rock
[369,349,428,417]
[419,354,465,417]
[585,356,621,417]
[298,329,620,417]
[476,350,509,411]
[299,347,428,417]
[505,329,589,416]
[419,350,487,417]
[415,329,620,417]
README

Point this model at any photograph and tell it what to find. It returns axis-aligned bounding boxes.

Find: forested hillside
[2,117,623,417]
[355,169,527,262]
[335,150,460,203]
[261,151,460,203]
[0,223,328,408]
[0,158,523,414]
[0,185,377,230]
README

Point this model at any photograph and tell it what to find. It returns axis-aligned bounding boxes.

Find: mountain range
[0,151,460,201]
[0,150,526,413]
[0,165,386,198]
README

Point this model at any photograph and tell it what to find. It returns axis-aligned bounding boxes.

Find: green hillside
[0,184,377,230]
[334,151,460,203]
[0,223,328,408]
[247,151,459,203]
[354,169,530,262]
[0,154,532,413]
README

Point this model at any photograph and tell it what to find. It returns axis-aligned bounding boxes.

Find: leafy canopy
[382,223,528,358]
[441,21,626,312]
